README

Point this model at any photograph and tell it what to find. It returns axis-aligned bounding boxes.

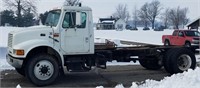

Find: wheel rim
[177,54,192,71]
[185,43,191,47]
[34,60,54,80]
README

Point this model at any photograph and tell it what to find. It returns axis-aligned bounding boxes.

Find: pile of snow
[0,59,14,71]
[96,68,200,88]
[16,84,21,88]
[136,68,200,88]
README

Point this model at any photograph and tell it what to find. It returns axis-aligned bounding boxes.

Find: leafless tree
[147,0,162,29]
[167,7,188,29]
[112,4,130,23]
[161,8,170,29]
[132,5,139,28]
[139,1,162,29]
[3,0,37,27]
[180,8,189,28]
[64,0,80,6]
[139,3,149,28]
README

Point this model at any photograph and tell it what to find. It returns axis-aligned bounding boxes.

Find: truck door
[60,11,90,54]
[171,31,178,45]
[176,31,185,45]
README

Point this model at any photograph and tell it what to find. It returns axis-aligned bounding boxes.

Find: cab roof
[62,6,92,11]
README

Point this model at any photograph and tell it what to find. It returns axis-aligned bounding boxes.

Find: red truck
[162,30,200,47]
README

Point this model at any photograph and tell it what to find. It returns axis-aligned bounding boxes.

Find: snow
[115,84,125,88]
[96,86,104,88]
[16,84,21,88]
[130,68,200,88]
[95,68,200,88]
[0,59,14,71]
[1,27,200,88]
[95,29,173,45]
[130,82,139,88]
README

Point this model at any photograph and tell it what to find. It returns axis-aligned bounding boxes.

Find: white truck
[6,5,198,86]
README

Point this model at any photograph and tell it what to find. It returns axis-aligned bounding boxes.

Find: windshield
[45,10,61,27]
[185,31,200,37]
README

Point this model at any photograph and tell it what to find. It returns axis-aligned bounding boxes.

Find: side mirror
[76,12,81,26]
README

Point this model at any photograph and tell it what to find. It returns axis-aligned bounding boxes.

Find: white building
[115,19,126,31]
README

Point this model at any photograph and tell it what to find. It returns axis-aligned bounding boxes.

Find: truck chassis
[9,40,198,86]
[63,40,198,74]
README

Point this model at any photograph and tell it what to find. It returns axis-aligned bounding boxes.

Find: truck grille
[193,38,200,40]
[8,33,13,47]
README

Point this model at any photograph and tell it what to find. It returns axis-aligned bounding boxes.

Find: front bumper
[6,54,24,68]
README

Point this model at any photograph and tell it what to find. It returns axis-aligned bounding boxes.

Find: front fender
[9,39,64,66]
[12,39,52,57]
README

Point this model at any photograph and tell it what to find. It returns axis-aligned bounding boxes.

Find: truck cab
[45,6,94,55]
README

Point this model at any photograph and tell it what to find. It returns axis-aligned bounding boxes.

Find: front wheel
[25,54,59,86]
[185,42,191,47]
[164,40,170,46]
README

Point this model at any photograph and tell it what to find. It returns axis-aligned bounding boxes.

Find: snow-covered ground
[97,68,200,88]
[95,29,173,45]
[0,26,200,88]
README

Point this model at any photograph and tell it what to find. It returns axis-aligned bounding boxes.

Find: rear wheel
[163,49,176,73]
[164,48,196,74]
[139,56,162,70]
[25,54,59,86]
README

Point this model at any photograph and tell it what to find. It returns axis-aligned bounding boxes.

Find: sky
[1,0,200,23]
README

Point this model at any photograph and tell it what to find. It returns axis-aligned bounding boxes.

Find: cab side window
[62,12,70,28]
[79,12,87,28]
[62,12,87,28]
[62,12,76,28]
[178,32,184,37]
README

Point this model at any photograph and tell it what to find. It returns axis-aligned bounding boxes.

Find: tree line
[0,0,80,27]
[0,0,189,29]
[0,0,38,27]
[112,1,189,29]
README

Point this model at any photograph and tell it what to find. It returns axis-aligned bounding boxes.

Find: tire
[15,68,25,76]
[163,48,177,73]
[139,56,162,70]
[164,48,196,74]
[25,54,59,86]
[185,42,191,47]
[164,40,170,46]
